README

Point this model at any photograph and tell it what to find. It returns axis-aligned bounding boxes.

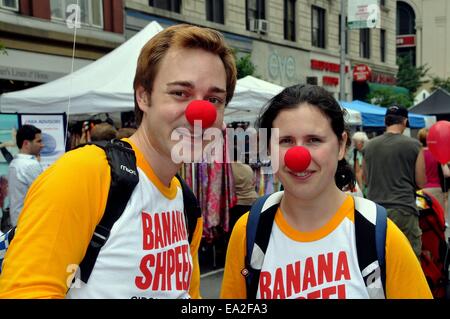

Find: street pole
[339,0,346,101]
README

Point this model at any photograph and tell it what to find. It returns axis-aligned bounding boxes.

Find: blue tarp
[340,100,427,128]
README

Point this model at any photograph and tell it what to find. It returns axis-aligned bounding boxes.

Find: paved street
[200,268,224,299]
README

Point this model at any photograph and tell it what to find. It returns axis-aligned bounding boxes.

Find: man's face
[28,133,44,157]
[136,46,227,162]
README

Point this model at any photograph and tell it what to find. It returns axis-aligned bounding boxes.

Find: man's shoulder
[52,144,109,173]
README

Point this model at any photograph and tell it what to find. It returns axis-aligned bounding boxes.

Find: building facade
[396,0,450,82]
[0,0,125,94]
[125,0,398,101]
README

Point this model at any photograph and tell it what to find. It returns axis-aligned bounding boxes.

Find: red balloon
[185,100,217,129]
[427,121,450,164]
[284,146,312,172]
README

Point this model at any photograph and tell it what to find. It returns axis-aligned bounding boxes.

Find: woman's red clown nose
[284,146,311,172]
[185,100,217,129]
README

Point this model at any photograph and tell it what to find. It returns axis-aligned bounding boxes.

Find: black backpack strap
[78,139,139,283]
[175,174,201,243]
[244,191,283,299]
[354,196,387,299]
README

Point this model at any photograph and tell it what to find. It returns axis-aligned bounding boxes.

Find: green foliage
[0,42,7,55]
[431,76,450,92]
[235,54,256,79]
[396,55,429,94]
[366,87,413,108]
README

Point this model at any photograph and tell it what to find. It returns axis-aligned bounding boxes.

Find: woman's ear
[338,131,348,160]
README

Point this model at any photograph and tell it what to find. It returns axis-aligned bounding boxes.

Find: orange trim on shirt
[123,138,179,199]
[275,195,353,242]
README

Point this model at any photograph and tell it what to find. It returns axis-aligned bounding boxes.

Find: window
[206,0,224,24]
[380,0,385,6]
[284,0,296,41]
[0,0,18,11]
[311,6,325,48]
[338,15,348,54]
[360,28,370,58]
[149,0,181,13]
[380,29,386,62]
[246,0,265,31]
[50,0,103,28]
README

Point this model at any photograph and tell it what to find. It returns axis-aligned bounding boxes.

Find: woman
[417,128,449,213]
[220,84,431,299]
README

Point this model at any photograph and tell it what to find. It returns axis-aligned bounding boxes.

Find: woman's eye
[308,138,321,144]
[207,97,223,104]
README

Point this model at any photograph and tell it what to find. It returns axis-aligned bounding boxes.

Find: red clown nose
[185,100,217,129]
[284,146,312,172]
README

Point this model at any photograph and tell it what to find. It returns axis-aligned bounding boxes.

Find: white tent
[0,21,164,115]
[224,76,284,124]
[225,76,362,126]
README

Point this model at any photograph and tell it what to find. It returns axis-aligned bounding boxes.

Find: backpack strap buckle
[91,225,111,248]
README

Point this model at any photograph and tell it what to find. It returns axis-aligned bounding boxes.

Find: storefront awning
[368,82,409,95]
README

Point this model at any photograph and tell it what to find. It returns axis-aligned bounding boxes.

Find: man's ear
[136,86,149,111]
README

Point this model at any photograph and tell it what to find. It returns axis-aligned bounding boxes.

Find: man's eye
[279,138,294,145]
[171,91,188,98]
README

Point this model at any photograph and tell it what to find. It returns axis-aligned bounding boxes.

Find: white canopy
[0,21,164,114]
[224,76,284,124]
[225,76,362,126]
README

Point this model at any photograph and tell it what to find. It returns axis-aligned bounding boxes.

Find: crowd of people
[0,23,449,300]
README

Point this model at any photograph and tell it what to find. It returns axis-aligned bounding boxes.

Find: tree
[396,55,429,95]
[235,54,256,79]
[366,87,413,108]
[431,76,450,92]
[0,41,6,55]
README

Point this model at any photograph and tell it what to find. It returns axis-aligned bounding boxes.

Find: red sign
[323,76,339,86]
[370,72,396,85]
[396,35,416,48]
[353,64,372,82]
[311,59,349,73]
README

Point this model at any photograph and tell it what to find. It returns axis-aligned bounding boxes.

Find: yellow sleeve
[220,212,248,299]
[385,219,433,299]
[0,146,110,298]
[189,217,203,299]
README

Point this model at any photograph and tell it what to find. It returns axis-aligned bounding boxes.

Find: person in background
[90,122,118,142]
[363,106,426,257]
[417,128,448,212]
[0,24,237,299]
[116,127,137,139]
[350,131,368,196]
[229,159,257,236]
[7,125,44,227]
[221,84,431,299]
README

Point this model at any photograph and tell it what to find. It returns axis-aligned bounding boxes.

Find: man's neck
[386,124,404,135]
[129,128,180,187]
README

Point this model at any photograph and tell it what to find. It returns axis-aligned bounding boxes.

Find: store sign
[396,35,416,48]
[353,64,372,82]
[0,66,62,82]
[323,76,339,86]
[371,71,396,85]
[310,59,348,73]
[347,0,381,29]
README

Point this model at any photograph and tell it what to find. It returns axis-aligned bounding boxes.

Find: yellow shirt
[0,139,202,298]
[221,196,432,299]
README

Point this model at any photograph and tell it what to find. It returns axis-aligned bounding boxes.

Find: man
[362,105,426,257]
[0,24,237,298]
[7,124,44,227]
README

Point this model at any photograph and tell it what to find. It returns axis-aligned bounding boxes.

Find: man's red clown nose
[185,100,217,129]
[284,146,312,172]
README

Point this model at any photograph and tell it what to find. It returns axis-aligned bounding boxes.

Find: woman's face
[272,103,347,201]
